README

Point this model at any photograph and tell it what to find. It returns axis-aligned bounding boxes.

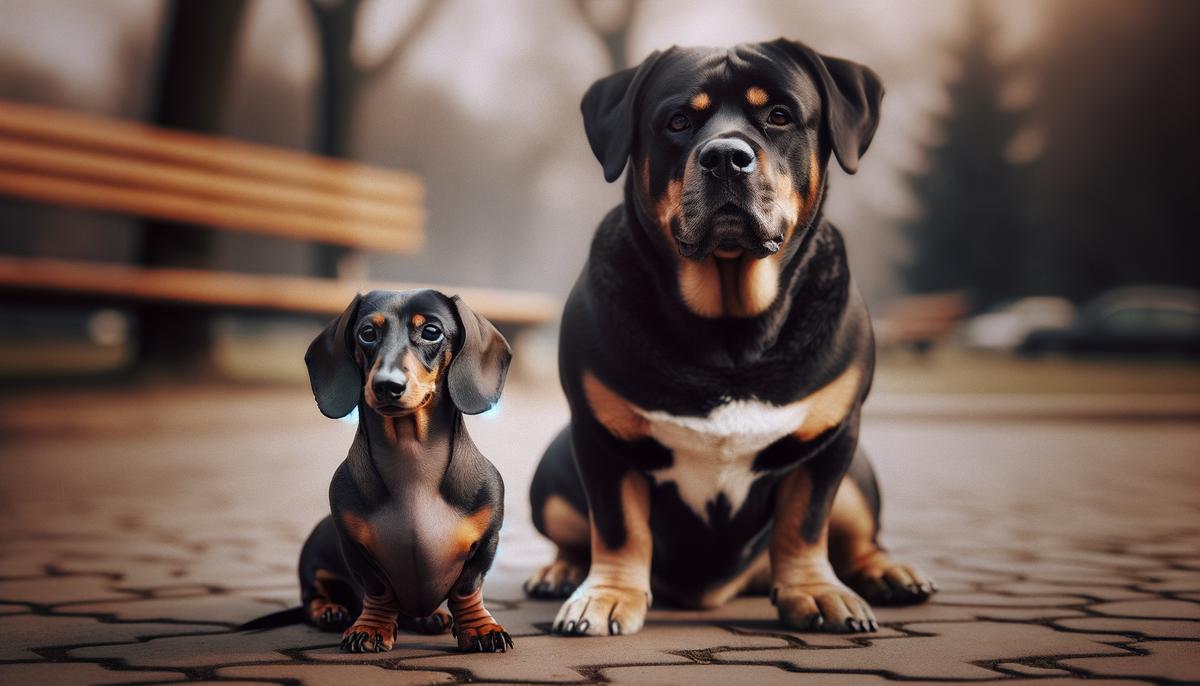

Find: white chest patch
[636,399,809,524]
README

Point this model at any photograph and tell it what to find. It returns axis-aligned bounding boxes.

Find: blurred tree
[303,0,441,278]
[138,0,247,376]
[573,0,639,70]
[1030,0,1199,299]
[901,1,1032,309]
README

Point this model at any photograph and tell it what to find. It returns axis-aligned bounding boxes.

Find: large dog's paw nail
[848,560,936,606]
[524,559,587,599]
[340,623,395,653]
[309,601,350,631]
[455,622,513,652]
[552,583,649,637]
[773,583,876,634]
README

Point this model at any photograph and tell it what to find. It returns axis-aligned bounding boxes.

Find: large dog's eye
[420,324,443,343]
[358,325,378,344]
[768,107,792,126]
[667,112,691,132]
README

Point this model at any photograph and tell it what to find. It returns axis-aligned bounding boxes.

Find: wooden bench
[0,99,557,330]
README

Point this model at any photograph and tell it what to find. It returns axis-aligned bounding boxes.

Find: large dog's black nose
[698,138,757,179]
[373,375,407,402]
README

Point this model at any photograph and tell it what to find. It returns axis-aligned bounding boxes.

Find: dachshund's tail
[239,606,305,631]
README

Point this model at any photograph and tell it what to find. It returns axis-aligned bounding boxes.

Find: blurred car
[1018,286,1200,357]
[961,296,1076,352]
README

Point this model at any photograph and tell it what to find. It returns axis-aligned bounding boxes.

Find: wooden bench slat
[0,99,422,203]
[0,135,421,231]
[0,256,559,326]
[0,168,424,254]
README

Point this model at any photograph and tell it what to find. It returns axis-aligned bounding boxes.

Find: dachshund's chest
[636,399,809,523]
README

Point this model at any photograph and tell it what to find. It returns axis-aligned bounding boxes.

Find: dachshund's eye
[768,107,792,126]
[420,324,443,342]
[358,325,378,344]
[667,113,691,132]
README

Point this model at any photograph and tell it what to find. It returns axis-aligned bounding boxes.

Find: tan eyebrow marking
[411,313,426,327]
[689,91,711,111]
[370,314,385,327]
[746,86,769,107]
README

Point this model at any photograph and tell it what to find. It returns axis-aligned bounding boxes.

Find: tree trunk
[136,0,247,377]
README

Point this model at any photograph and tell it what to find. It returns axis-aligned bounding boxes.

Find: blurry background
[0,0,1197,392]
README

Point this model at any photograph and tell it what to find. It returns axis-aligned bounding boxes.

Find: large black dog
[526,39,935,636]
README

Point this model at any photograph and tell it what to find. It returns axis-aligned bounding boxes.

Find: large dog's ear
[581,50,664,183]
[770,39,883,174]
[447,295,512,415]
[305,294,363,419]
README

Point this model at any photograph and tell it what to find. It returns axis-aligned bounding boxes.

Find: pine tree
[902,1,1031,308]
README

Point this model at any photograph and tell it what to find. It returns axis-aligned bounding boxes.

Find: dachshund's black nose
[698,137,756,178]
[373,377,407,402]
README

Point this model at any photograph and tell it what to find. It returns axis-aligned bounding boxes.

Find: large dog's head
[305,289,512,423]
[582,39,882,317]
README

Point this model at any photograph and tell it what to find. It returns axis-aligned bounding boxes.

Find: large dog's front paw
[340,622,396,652]
[552,583,650,636]
[772,581,877,633]
[524,558,588,599]
[844,556,936,606]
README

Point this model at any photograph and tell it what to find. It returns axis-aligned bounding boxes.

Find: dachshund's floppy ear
[305,294,363,419]
[447,295,512,415]
[770,38,883,174]
[581,50,664,183]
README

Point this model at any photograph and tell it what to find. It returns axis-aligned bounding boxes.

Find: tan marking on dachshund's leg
[453,505,493,558]
[583,372,649,441]
[341,588,398,653]
[554,472,652,636]
[771,468,876,633]
[794,366,863,442]
[526,496,590,598]
[307,568,350,630]
[449,587,512,652]
[829,477,936,605]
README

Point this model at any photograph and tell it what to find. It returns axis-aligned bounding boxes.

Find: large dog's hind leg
[829,447,936,605]
[526,426,590,599]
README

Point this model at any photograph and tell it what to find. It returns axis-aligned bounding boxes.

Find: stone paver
[0,384,1197,684]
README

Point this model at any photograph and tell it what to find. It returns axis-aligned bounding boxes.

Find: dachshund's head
[305,289,512,423]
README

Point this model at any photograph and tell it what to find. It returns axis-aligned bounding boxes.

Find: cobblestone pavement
[0,384,1197,685]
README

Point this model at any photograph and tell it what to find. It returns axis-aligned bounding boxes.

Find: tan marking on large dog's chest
[584,367,863,523]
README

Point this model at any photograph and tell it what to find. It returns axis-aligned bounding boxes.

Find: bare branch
[358,0,442,80]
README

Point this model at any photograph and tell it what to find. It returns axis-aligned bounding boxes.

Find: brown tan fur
[452,505,494,558]
[745,86,770,107]
[794,365,863,441]
[583,371,649,441]
[689,91,711,111]
[448,586,510,651]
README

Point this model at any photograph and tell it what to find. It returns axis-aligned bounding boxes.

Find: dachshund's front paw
[552,583,650,636]
[454,621,514,652]
[844,555,937,606]
[308,599,350,631]
[524,558,587,599]
[340,622,395,652]
[772,582,877,633]
[412,609,453,635]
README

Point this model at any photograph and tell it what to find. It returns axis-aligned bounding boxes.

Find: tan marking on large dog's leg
[770,468,876,633]
[341,587,399,652]
[553,472,652,636]
[583,372,649,441]
[526,496,590,598]
[308,568,351,630]
[794,366,863,442]
[829,477,936,605]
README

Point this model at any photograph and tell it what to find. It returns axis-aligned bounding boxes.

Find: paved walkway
[0,384,1196,685]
